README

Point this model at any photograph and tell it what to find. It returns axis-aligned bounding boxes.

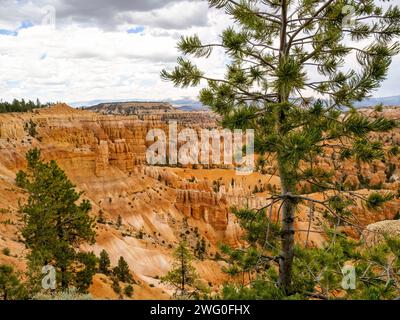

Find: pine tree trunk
[61,265,68,289]
[56,212,68,289]
[181,252,185,293]
[277,160,296,294]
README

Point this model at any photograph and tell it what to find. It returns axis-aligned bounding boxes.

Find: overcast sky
[0,0,399,104]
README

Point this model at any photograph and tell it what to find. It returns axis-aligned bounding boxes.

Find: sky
[0,0,399,105]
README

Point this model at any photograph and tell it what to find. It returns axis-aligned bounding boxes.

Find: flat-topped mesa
[85,100,220,126]
[86,101,177,116]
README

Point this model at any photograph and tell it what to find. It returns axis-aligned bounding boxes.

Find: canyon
[0,103,399,299]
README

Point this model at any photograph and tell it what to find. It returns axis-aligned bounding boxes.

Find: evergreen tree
[124,284,134,298]
[195,237,207,260]
[17,148,96,289]
[111,275,122,298]
[97,210,105,224]
[24,252,49,298]
[24,119,37,137]
[0,265,27,300]
[11,99,20,112]
[98,249,111,275]
[75,252,98,293]
[113,256,133,283]
[116,215,122,228]
[161,240,204,298]
[0,98,49,114]
[135,227,145,239]
[162,0,400,293]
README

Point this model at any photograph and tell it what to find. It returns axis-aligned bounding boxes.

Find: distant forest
[0,99,52,113]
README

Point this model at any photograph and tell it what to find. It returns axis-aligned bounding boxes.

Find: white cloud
[0,8,229,103]
[0,1,398,105]
[119,1,209,30]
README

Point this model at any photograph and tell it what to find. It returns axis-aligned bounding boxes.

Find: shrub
[2,248,11,256]
[124,285,134,298]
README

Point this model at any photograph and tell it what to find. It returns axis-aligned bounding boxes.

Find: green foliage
[124,284,134,298]
[135,227,145,239]
[273,57,307,98]
[352,139,385,163]
[17,148,96,289]
[178,35,212,58]
[365,192,395,210]
[24,252,49,297]
[344,112,396,137]
[374,104,383,112]
[97,210,105,224]
[219,210,400,299]
[194,238,207,260]
[2,247,10,256]
[231,207,280,247]
[0,98,50,114]
[218,207,280,290]
[113,256,133,283]
[221,279,288,300]
[328,195,353,217]
[111,276,122,297]
[161,57,203,88]
[219,244,262,281]
[348,238,400,300]
[75,252,97,293]
[389,145,399,156]
[15,171,28,189]
[24,119,38,137]
[0,264,27,300]
[116,215,122,228]
[161,240,205,298]
[99,249,111,275]
[33,287,93,300]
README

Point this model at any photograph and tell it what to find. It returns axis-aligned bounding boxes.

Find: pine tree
[195,238,207,260]
[24,252,48,298]
[111,275,122,297]
[24,119,37,137]
[75,252,98,293]
[116,215,122,228]
[99,249,111,275]
[0,98,48,114]
[161,240,203,298]
[97,210,105,224]
[17,148,96,289]
[113,256,133,283]
[124,284,134,298]
[0,265,27,300]
[162,0,400,293]
[135,227,145,239]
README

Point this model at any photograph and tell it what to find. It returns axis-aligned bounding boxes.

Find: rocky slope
[361,220,400,247]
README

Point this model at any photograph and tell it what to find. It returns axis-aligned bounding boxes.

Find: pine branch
[287,0,336,52]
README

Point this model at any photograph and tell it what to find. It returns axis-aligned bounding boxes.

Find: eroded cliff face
[0,104,399,298]
[0,104,238,298]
